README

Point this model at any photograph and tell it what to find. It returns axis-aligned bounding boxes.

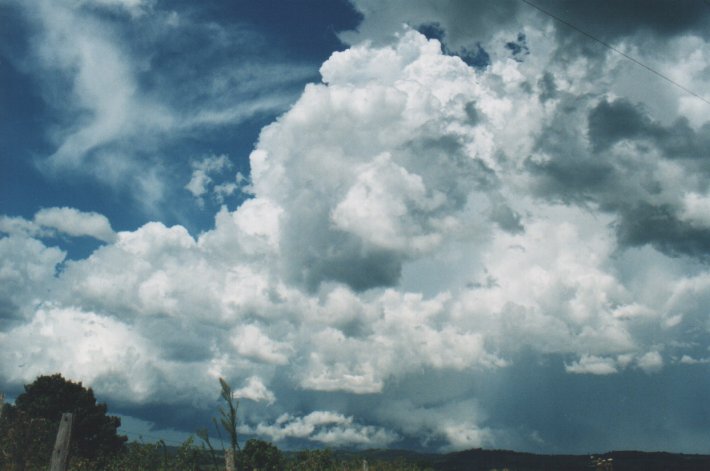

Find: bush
[242,439,284,470]
[0,374,127,469]
[0,405,55,471]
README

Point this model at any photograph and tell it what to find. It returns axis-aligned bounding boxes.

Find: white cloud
[679,355,710,365]
[340,0,522,52]
[331,153,448,252]
[185,154,234,201]
[0,306,157,402]
[247,29,496,290]
[233,325,291,365]
[0,208,115,243]
[3,14,710,451]
[0,216,45,238]
[636,351,664,373]
[564,351,665,375]
[679,192,710,228]
[185,159,243,208]
[75,0,153,17]
[32,0,161,171]
[565,355,619,375]
[0,235,65,321]
[233,376,276,404]
[377,398,493,452]
[254,411,398,448]
[34,207,116,242]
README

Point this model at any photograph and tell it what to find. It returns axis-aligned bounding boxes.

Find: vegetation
[0,374,126,470]
[242,439,284,470]
[0,406,55,470]
[217,377,240,469]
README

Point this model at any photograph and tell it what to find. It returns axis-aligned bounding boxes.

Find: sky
[1,0,710,455]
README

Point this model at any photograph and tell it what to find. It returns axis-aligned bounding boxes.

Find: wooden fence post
[225,448,236,471]
[49,413,73,471]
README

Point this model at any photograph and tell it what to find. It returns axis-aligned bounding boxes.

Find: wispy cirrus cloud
[7,0,317,215]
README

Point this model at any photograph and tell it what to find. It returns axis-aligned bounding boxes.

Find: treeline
[0,374,431,471]
[65,440,431,471]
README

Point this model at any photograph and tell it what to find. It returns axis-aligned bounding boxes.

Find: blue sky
[1,0,710,454]
[0,0,359,243]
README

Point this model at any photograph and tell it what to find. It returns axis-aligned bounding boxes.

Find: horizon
[1,0,710,456]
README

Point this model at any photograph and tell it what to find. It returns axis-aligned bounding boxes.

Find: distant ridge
[436,449,710,471]
[332,448,710,471]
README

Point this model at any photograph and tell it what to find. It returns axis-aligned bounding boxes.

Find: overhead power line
[520,0,710,106]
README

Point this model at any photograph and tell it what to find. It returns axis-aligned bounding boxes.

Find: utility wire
[520,0,710,106]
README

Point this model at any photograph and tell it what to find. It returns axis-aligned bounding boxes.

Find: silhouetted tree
[9,373,127,464]
[242,438,284,470]
[289,449,335,471]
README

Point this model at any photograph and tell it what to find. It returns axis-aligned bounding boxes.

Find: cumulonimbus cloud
[1,2,710,452]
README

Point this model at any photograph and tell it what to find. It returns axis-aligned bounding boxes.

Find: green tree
[242,439,284,471]
[0,405,55,471]
[10,373,127,465]
[288,449,335,471]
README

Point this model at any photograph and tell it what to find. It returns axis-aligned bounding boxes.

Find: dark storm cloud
[528,95,615,203]
[139,317,219,363]
[282,229,404,292]
[537,72,558,102]
[505,33,530,62]
[490,202,525,234]
[532,96,710,258]
[527,158,614,204]
[479,353,710,454]
[536,0,710,41]
[614,203,710,259]
[0,298,23,332]
[589,99,710,158]
[657,119,710,160]
[310,357,710,454]
[344,0,521,56]
[392,0,709,64]
[588,99,652,153]
[400,134,498,207]
[516,0,710,76]
[115,401,215,435]
[417,22,492,69]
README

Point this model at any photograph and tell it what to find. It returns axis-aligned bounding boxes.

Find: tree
[242,439,284,471]
[0,405,55,471]
[289,449,335,471]
[10,374,127,464]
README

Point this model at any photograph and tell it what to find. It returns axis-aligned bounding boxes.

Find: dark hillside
[333,448,710,471]
[433,449,710,471]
